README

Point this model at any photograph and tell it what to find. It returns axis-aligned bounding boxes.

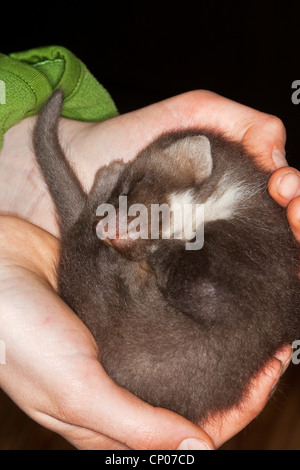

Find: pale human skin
[0,90,298,450]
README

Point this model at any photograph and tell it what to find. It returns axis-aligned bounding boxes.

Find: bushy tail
[33,89,86,235]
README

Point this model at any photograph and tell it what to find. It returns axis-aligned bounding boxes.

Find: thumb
[53,359,214,450]
[268,168,300,242]
[241,114,287,171]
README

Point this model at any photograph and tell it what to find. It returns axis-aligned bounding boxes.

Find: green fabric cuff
[0,45,119,149]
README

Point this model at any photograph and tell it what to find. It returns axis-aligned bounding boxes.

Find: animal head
[94,132,213,260]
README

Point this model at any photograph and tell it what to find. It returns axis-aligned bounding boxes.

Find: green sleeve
[0,45,119,149]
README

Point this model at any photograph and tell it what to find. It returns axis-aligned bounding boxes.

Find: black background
[2,1,300,167]
[1,1,300,450]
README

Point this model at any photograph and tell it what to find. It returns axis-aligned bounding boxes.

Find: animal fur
[33,89,300,424]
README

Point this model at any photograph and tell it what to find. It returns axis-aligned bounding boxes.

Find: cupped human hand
[0,89,296,449]
[0,216,291,450]
[0,215,214,450]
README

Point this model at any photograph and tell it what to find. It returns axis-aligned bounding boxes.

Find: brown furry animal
[33,89,300,424]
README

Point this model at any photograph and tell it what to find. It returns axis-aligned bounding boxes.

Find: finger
[88,372,214,450]
[61,426,131,450]
[241,115,287,170]
[287,196,300,243]
[201,345,292,448]
[52,404,213,451]
[165,90,287,171]
[31,413,131,450]
[268,167,300,208]
[55,359,214,450]
[71,433,130,450]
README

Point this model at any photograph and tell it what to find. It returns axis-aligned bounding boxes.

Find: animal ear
[163,134,213,181]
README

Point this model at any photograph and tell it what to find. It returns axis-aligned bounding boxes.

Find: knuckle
[183,89,217,104]
[265,114,286,137]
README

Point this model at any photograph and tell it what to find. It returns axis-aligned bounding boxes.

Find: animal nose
[94,212,133,251]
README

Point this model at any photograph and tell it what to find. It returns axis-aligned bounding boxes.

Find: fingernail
[281,353,293,376]
[269,364,283,398]
[277,171,300,200]
[269,378,280,398]
[272,149,288,168]
[177,438,211,450]
[269,350,293,398]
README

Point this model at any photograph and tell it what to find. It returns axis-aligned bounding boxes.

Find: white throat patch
[168,176,251,241]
